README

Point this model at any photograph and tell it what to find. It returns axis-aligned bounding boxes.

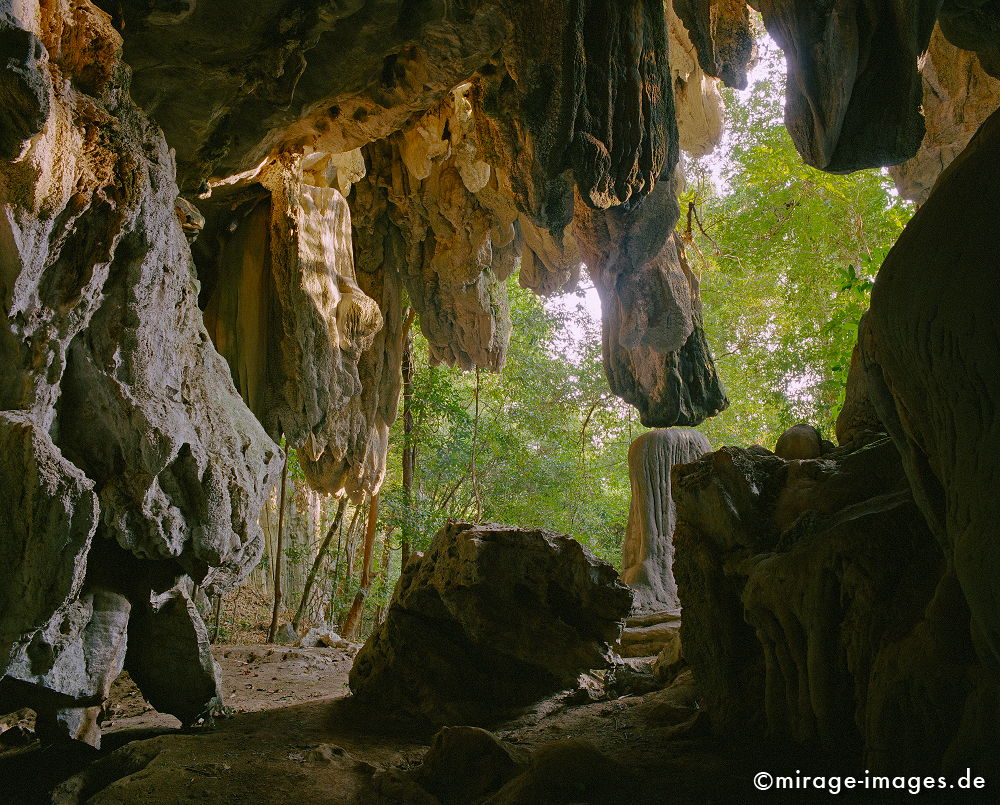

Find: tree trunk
[211,594,223,643]
[401,307,416,566]
[330,502,364,620]
[471,366,483,522]
[402,330,414,567]
[267,445,289,643]
[375,526,394,624]
[292,495,348,630]
[341,492,379,640]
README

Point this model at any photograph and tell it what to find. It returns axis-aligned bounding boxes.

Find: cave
[1,0,998,802]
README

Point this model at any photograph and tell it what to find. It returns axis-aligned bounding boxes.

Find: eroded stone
[349,522,632,726]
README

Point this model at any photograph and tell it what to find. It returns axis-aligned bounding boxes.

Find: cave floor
[1,646,880,804]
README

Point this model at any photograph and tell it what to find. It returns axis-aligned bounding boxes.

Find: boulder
[273,623,298,646]
[349,522,632,726]
[773,423,822,460]
[298,626,355,650]
[411,726,527,805]
[483,739,636,805]
[359,728,632,805]
[652,633,684,684]
[619,616,682,659]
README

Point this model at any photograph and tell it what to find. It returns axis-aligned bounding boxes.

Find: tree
[682,40,913,448]
[378,277,635,571]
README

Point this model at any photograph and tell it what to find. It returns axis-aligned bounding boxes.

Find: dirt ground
[0,647,873,805]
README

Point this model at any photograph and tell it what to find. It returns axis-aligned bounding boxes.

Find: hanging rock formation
[890,24,1000,204]
[379,89,517,371]
[672,0,755,89]
[0,0,280,745]
[939,0,1000,79]
[195,155,388,497]
[93,0,510,192]
[4,0,1000,774]
[349,522,632,726]
[668,3,726,159]
[749,0,940,172]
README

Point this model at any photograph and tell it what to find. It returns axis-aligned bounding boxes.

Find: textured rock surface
[773,423,821,460]
[939,0,1000,78]
[750,0,939,171]
[672,0,755,89]
[379,90,517,370]
[619,615,683,659]
[349,522,632,726]
[576,203,729,427]
[890,24,1000,203]
[6,0,1000,771]
[834,342,883,446]
[475,0,678,231]
[668,3,726,158]
[95,0,508,192]
[860,107,1000,700]
[361,726,634,805]
[0,0,279,744]
[621,428,712,615]
[673,435,998,771]
[196,155,387,497]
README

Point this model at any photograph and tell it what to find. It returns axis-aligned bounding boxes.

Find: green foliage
[683,42,913,447]
[194,696,235,728]
[284,440,306,482]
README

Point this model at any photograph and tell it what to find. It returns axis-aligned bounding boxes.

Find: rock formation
[361,725,634,805]
[859,106,1000,770]
[673,0,755,89]
[621,428,712,616]
[833,343,884,447]
[668,3,726,159]
[349,522,632,726]
[773,423,822,460]
[2,0,1000,776]
[890,25,1000,204]
[618,428,711,659]
[939,0,1000,79]
[750,0,940,172]
[673,432,998,772]
[0,0,280,745]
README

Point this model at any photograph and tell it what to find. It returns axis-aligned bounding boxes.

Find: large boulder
[349,522,632,726]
